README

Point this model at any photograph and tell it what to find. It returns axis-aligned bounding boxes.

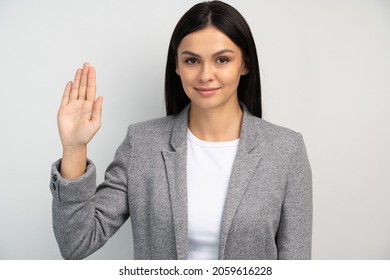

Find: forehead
[177,25,240,54]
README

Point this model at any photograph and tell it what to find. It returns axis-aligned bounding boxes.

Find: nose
[199,63,214,83]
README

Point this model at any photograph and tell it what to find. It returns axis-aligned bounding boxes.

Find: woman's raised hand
[57,63,103,149]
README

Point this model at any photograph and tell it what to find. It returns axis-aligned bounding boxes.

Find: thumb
[92,96,103,126]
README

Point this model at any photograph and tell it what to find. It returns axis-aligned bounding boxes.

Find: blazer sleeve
[276,133,313,260]
[49,126,134,259]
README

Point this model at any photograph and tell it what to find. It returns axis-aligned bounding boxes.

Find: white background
[0,0,389,259]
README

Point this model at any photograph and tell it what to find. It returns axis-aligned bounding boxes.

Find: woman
[50,1,312,260]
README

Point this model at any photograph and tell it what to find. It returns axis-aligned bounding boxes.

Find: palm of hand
[58,99,98,146]
[57,63,102,148]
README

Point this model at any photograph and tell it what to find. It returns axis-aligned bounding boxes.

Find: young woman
[51,1,312,260]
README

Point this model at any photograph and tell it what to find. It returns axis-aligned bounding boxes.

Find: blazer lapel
[218,106,263,259]
[161,104,264,260]
[162,105,190,260]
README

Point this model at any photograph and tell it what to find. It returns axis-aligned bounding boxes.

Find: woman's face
[176,25,248,112]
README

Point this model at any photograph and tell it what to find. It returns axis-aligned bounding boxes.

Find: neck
[188,102,243,142]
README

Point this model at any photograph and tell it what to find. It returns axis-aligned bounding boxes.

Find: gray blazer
[50,104,312,260]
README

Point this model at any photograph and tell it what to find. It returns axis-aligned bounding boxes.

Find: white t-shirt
[186,129,239,260]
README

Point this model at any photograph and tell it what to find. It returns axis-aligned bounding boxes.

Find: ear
[241,65,249,76]
[175,58,180,76]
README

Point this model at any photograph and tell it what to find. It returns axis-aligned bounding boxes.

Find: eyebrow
[180,49,235,57]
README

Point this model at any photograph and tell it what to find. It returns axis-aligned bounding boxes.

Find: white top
[186,129,239,260]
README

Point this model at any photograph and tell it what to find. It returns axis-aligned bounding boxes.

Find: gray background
[0,0,389,259]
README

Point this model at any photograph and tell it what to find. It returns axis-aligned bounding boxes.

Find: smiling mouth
[194,87,221,96]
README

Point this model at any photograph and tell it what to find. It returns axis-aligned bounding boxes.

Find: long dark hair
[164,0,261,118]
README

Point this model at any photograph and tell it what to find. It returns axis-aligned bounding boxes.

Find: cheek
[178,68,198,86]
[220,69,242,86]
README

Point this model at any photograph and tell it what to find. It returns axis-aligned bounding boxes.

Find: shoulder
[247,115,301,144]
[241,104,303,149]
[128,115,175,134]
[248,116,311,178]
[248,116,306,158]
[255,117,300,140]
[120,115,177,149]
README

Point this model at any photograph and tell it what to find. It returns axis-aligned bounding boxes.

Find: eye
[184,57,199,65]
[216,57,230,64]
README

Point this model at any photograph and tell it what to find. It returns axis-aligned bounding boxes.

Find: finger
[61,81,72,107]
[70,68,81,100]
[91,96,103,126]
[79,62,90,100]
[86,66,96,102]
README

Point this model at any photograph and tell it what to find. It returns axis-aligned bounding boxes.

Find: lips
[194,87,221,97]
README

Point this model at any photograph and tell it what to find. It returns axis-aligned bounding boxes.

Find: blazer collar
[170,102,259,152]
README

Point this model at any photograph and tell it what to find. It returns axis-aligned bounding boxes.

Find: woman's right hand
[57,62,103,149]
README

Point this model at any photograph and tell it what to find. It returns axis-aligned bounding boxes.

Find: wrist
[61,145,87,180]
[62,145,87,155]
